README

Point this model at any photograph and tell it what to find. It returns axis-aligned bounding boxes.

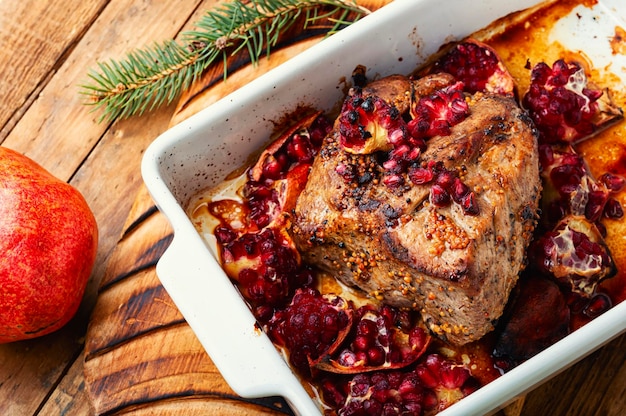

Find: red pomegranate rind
[532,215,616,297]
[315,305,431,374]
[267,288,353,377]
[337,91,414,154]
[522,59,623,145]
[493,276,570,363]
[429,39,515,95]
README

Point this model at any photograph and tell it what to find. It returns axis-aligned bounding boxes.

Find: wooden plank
[0,0,108,139]
[86,323,290,415]
[82,2,392,414]
[1,0,203,180]
[0,0,202,414]
[0,325,85,415]
[38,351,95,416]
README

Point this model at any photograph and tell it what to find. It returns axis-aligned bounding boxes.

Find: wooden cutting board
[83,2,392,415]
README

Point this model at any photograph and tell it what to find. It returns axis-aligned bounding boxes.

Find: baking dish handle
[156,232,322,416]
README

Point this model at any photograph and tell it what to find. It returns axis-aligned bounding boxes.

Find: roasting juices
[189,0,626,413]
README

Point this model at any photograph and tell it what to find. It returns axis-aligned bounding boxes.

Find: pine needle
[80,0,370,123]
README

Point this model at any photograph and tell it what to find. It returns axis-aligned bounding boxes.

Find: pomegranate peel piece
[533,215,616,297]
[337,92,412,154]
[539,144,624,225]
[522,59,623,145]
[315,306,431,374]
[249,111,327,182]
[428,39,515,96]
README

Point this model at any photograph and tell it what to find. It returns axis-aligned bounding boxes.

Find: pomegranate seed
[430,184,451,206]
[383,174,404,188]
[603,198,624,219]
[214,226,237,244]
[583,293,612,318]
[461,192,480,215]
[600,172,626,192]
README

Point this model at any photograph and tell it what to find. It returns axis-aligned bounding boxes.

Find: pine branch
[81,0,371,123]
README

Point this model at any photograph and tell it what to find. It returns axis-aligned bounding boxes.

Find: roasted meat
[291,74,541,345]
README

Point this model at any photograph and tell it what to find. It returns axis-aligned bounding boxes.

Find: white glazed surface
[141,0,626,415]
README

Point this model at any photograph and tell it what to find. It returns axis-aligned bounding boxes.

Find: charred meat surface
[291,74,541,345]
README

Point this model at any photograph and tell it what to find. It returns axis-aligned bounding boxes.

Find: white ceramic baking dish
[141,0,626,414]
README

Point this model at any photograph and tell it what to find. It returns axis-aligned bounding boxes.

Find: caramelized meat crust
[291,75,541,345]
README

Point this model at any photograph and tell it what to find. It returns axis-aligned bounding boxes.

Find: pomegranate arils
[408,166,433,184]
[600,172,626,192]
[582,292,612,319]
[268,288,353,376]
[532,215,616,296]
[286,133,315,163]
[222,228,306,309]
[316,305,431,374]
[408,82,470,140]
[604,198,624,219]
[332,370,427,416]
[534,140,621,299]
[415,354,478,412]
[338,91,411,154]
[540,145,621,225]
[214,226,237,245]
[210,113,331,321]
[430,39,515,95]
[323,357,474,416]
[522,59,623,145]
[413,161,478,215]
[430,184,451,206]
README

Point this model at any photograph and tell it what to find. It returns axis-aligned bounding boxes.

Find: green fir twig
[81,0,371,123]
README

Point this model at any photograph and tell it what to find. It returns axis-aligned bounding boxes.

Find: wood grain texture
[83,2,391,414]
[1,0,623,415]
[81,1,626,415]
[0,1,201,414]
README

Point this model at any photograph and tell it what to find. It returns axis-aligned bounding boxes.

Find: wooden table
[1,0,625,415]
